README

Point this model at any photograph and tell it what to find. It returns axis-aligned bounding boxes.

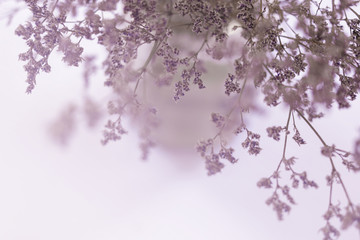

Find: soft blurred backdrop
[0,2,360,240]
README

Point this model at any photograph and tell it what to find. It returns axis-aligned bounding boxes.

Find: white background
[0,2,360,240]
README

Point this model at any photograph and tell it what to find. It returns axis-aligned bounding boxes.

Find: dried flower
[266,126,283,141]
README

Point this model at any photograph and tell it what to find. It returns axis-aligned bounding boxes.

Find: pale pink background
[0,2,359,240]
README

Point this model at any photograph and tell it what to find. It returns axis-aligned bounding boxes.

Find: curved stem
[212,77,248,141]
[349,7,360,19]
[329,174,333,206]
[295,109,355,211]
[133,40,160,94]
[294,109,327,147]
[275,108,292,172]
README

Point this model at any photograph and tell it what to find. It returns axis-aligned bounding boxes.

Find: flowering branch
[5,0,360,238]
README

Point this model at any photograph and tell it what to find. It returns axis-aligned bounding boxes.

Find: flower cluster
[266,126,283,141]
[196,138,238,175]
[241,127,262,155]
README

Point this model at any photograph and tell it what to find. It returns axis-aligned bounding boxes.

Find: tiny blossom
[292,128,306,145]
[266,192,291,221]
[237,0,256,30]
[262,80,281,106]
[15,23,33,40]
[233,125,245,135]
[298,171,318,189]
[272,171,281,179]
[174,81,185,101]
[283,156,296,169]
[306,107,324,122]
[321,222,341,240]
[193,70,205,89]
[266,126,283,141]
[256,24,282,52]
[101,119,127,145]
[325,204,344,221]
[291,54,307,74]
[211,112,225,128]
[224,73,241,96]
[174,63,205,101]
[326,171,339,187]
[242,128,261,155]
[268,59,296,84]
[58,37,83,66]
[341,159,360,172]
[157,41,180,74]
[234,57,249,79]
[281,185,295,204]
[196,138,213,157]
[257,177,272,189]
[321,145,336,158]
[205,154,225,176]
[107,101,124,115]
[341,205,360,230]
[219,146,238,163]
[291,176,299,189]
